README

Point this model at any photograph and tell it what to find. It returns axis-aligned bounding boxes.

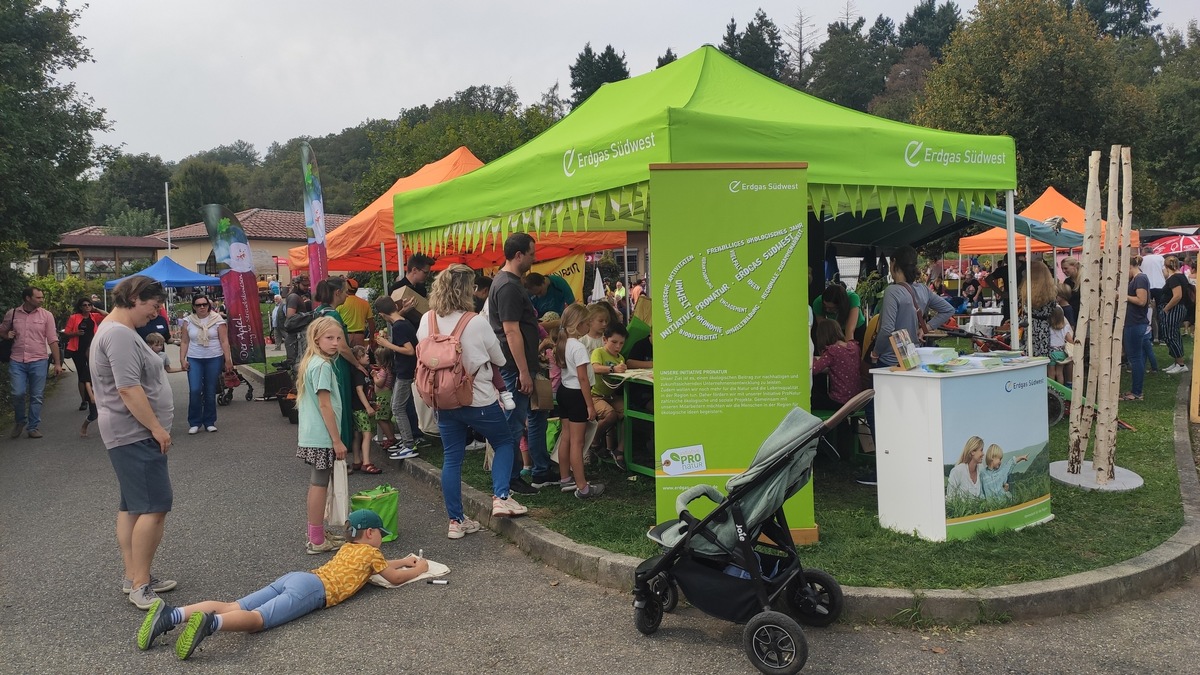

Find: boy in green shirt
[590,323,627,469]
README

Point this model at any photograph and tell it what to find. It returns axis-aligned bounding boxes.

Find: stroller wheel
[245,390,254,401]
[217,393,230,406]
[633,595,663,635]
[785,568,844,628]
[1047,387,1065,426]
[743,610,807,675]
[649,573,678,613]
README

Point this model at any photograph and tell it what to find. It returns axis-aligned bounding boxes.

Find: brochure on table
[649,163,814,542]
[871,360,1052,541]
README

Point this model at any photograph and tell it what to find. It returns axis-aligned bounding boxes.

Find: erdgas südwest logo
[904,140,1009,168]
[728,180,801,193]
[562,132,658,177]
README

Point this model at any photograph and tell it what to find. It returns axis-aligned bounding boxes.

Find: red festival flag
[301,141,329,282]
[201,204,266,365]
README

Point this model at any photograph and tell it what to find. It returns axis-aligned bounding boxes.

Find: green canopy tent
[393,45,1021,326]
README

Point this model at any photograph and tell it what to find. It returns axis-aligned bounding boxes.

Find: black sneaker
[78,400,89,411]
[137,598,176,650]
[509,479,537,495]
[530,472,561,489]
[855,471,878,487]
[175,612,216,660]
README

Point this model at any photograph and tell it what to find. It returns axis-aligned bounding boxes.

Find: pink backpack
[415,312,476,410]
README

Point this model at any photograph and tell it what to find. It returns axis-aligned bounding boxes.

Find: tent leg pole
[1025,226,1034,357]
[380,242,388,290]
[623,243,631,324]
[1005,191,1019,347]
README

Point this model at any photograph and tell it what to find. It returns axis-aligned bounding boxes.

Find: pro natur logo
[660,444,707,476]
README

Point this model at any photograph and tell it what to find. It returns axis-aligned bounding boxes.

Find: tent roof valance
[394,45,1016,253]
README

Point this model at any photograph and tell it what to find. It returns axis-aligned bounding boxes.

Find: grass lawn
[419,341,1189,589]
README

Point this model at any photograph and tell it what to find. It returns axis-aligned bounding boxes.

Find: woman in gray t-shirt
[89,275,177,610]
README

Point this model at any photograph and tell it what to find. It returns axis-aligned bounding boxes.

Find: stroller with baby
[632,390,873,674]
[217,368,253,406]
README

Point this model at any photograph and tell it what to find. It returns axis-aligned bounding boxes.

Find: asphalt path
[2,348,1198,674]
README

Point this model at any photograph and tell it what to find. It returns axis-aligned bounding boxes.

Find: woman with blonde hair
[946,436,984,500]
[294,316,348,555]
[417,264,528,539]
[1019,259,1058,357]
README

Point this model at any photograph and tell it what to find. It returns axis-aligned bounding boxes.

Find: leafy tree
[0,0,111,249]
[536,82,571,120]
[1076,0,1160,39]
[568,43,629,109]
[806,17,890,111]
[657,48,678,68]
[1143,23,1200,226]
[868,45,936,121]
[359,85,556,210]
[169,160,242,226]
[898,0,962,60]
[914,0,1146,213]
[90,152,172,223]
[186,139,261,168]
[104,207,162,237]
[718,9,789,80]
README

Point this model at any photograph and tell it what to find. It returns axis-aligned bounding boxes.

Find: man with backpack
[487,233,551,494]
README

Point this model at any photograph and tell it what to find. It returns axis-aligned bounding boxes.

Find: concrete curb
[395,376,1198,623]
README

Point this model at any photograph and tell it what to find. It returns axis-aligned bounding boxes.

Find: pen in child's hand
[418,548,423,559]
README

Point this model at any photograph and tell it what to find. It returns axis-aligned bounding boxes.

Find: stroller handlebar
[821,389,875,433]
[675,483,725,518]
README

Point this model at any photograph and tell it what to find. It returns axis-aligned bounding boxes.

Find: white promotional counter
[871,360,1053,542]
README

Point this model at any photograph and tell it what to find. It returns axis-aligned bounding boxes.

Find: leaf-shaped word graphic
[659,222,804,341]
[304,162,315,189]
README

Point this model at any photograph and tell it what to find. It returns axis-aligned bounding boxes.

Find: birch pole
[1067,152,1105,473]
[1094,146,1132,485]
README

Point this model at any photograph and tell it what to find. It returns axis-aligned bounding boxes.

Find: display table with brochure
[871,359,1052,541]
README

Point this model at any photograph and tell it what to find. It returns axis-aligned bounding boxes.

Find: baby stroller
[632,390,873,674]
[217,368,254,406]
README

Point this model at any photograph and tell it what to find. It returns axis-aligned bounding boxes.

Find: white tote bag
[324,459,350,530]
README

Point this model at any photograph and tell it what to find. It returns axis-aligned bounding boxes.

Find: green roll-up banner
[649,163,815,542]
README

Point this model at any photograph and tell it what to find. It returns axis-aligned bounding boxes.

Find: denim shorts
[237,572,327,630]
[107,438,172,515]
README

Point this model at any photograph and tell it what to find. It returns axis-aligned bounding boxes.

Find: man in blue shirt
[523,273,575,318]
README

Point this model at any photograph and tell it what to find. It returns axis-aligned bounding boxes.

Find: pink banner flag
[301,141,329,282]
[201,204,266,365]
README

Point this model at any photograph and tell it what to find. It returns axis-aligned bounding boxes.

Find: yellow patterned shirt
[312,542,389,606]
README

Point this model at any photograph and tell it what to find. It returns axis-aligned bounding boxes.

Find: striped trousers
[1161,303,1186,359]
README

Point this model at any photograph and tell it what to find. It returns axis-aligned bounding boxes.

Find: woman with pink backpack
[416,264,529,539]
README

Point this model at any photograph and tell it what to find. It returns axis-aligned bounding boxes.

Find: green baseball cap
[347,509,392,537]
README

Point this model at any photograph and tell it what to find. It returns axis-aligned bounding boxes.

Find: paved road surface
[1,350,1196,674]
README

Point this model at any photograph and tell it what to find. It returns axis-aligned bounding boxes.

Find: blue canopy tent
[104,256,221,290]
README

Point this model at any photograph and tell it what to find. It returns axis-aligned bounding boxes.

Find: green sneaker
[175,611,216,660]
[137,598,176,650]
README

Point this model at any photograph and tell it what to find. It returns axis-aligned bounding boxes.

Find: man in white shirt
[1140,245,1166,342]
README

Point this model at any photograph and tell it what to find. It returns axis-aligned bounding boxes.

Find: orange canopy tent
[289,146,626,272]
[289,146,483,272]
[958,186,1137,254]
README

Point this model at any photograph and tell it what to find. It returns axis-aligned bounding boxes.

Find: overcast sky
[64,0,1197,163]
